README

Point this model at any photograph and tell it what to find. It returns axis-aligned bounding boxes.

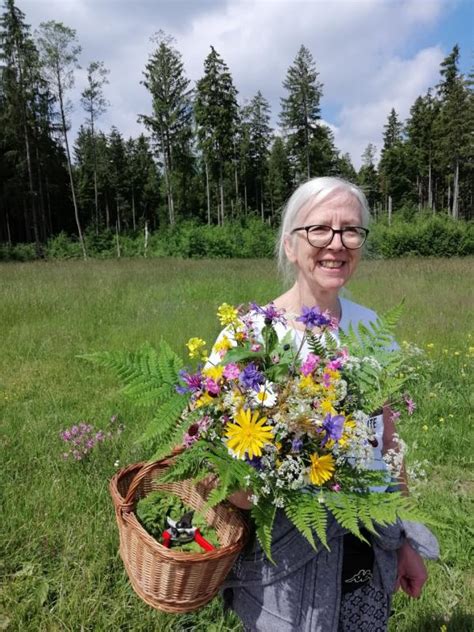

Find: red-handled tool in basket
[161,510,215,551]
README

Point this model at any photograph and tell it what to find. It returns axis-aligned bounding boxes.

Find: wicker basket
[109,451,249,613]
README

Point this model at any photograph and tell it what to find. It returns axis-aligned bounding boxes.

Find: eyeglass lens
[306,226,366,249]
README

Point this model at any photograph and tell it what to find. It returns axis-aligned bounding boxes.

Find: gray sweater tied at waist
[223,510,439,632]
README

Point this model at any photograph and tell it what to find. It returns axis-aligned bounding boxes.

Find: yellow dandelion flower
[454,351,460,356]
[217,303,239,326]
[426,343,434,349]
[320,399,337,415]
[439,417,445,422]
[422,425,429,431]
[194,392,214,408]
[202,365,224,381]
[309,453,335,486]
[186,337,207,359]
[225,408,273,459]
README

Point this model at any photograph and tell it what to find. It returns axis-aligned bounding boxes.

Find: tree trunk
[131,189,136,231]
[388,196,392,226]
[205,161,211,225]
[219,165,225,225]
[58,70,86,259]
[23,123,40,255]
[115,220,121,258]
[105,198,110,229]
[447,182,451,214]
[452,159,459,220]
[90,116,99,235]
[244,184,248,214]
[6,212,12,245]
[428,155,433,211]
[144,220,148,258]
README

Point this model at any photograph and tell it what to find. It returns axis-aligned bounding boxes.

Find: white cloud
[17,0,452,166]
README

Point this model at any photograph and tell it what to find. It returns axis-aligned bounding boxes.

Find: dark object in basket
[161,510,215,551]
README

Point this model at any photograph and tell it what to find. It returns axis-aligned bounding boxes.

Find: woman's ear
[284,233,297,264]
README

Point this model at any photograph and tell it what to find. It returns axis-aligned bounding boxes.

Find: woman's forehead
[297,190,362,224]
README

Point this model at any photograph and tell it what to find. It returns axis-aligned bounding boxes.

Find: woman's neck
[275,281,341,321]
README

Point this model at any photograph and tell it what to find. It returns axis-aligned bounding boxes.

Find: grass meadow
[1,257,473,631]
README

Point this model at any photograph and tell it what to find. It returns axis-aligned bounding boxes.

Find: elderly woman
[222,177,438,632]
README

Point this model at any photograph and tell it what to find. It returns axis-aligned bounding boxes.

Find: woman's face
[284,190,364,294]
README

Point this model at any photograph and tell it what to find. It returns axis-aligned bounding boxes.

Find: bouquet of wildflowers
[86,302,428,560]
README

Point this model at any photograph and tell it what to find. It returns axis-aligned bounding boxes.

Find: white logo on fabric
[345,569,373,584]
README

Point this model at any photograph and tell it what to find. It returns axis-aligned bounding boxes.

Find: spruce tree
[280,44,323,180]
[265,136,292,217]
[240,91,272,219]
[434,45,472,218]
[195,46,239,225]
[141,32,193,225]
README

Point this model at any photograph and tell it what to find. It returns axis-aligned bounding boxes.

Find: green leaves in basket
[136,491,220,552]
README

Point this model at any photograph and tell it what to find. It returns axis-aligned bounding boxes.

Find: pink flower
[404,395,416,415]
[223,363,240,380]
[326,359,342,371]
[301,353,320,376]
[205,378,220,395]
[251,343,262,352]
[331,483,341,492]
[389,410,401,423]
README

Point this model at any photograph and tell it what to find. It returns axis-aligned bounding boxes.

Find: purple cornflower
[239,362,265,391]
[176,369,203,394]
[296,306,334,329]
[404,395,416,415]
[321,413,345,446]
[250,302,287,326]
[291,438,303,453]
[245,455,264,470]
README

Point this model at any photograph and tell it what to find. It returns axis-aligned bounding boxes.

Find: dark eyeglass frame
[290,224,369,250]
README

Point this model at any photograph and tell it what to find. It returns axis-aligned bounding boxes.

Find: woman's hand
[395,540,428,598]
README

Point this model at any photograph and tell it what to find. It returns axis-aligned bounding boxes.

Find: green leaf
[251,498,277,563]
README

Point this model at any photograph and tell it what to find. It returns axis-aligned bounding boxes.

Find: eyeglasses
[290,225,369,249]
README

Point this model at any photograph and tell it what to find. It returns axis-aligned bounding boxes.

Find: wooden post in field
[115,220,121,258]
[388,196,392,226]
[144,221,149,258]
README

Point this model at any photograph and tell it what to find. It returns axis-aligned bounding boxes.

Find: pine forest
[0,0,473,259]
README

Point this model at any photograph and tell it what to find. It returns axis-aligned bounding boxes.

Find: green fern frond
[81,342,184,408]
[139,391,189,448]
[158,442,208,483]
[324,492,364,540]
[284,491,329,550]
[251,498,277,563]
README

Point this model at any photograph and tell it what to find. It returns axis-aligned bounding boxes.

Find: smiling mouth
[319,261,345,269]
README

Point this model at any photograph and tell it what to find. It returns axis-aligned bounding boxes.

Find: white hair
[276,176,371,282]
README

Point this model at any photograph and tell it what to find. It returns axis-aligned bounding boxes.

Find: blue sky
[16,0,473,168]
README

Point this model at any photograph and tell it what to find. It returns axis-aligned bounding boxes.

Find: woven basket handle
[122,445,184,512]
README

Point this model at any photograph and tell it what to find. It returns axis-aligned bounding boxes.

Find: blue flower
[296,306,333,328]
[321,413,345,446]
[239,362,265,391]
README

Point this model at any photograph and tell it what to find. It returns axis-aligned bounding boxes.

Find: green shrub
[46,232,82,259]
[3,216,473,261]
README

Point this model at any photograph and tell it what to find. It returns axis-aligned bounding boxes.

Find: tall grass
[1,258,472,631]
